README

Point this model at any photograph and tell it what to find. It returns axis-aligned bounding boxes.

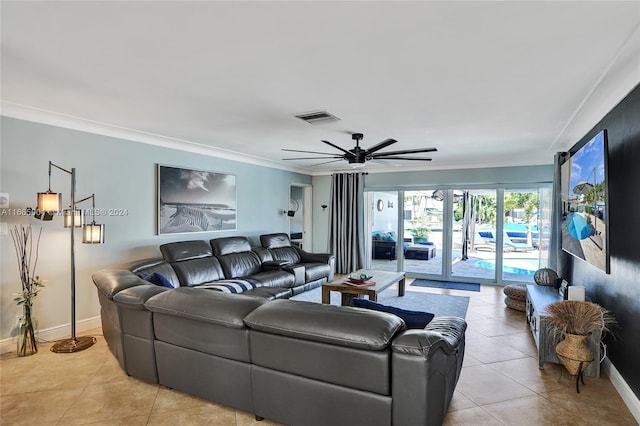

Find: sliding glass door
[451,189,497,281]
[403,190,444,276]
[365,185,551,284]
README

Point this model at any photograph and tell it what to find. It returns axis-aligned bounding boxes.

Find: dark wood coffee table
[322,269,405,306]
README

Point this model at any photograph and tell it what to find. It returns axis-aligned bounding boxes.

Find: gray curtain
[329,173,365,274]
[549,151,568,273]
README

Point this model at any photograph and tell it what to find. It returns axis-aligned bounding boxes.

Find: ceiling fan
[283,133,437,166]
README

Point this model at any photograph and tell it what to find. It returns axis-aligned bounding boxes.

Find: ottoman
[405,244,436,260]
[503,283,527,312]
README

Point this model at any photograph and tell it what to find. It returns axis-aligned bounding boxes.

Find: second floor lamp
[36,161,105,353]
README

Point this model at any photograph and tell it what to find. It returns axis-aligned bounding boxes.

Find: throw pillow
[140,272,176,288]
[352,299,434,329]
[196,279,259,294]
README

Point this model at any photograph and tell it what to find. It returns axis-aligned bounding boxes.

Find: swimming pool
[474,258,538,275]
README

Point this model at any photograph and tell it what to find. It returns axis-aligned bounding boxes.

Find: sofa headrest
[260,233,291,249]
[160,241,212,262]
[210,237,252,256]
[127,258,166,273]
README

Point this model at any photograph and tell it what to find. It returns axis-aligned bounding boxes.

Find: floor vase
[556,333,592,375]
[16,304,38,357]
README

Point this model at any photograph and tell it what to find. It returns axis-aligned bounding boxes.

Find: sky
[569,130,606,197]
[159,166,236,207]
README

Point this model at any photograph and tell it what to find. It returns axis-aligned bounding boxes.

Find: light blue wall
[312,165,553,253]
[0,117,310,340]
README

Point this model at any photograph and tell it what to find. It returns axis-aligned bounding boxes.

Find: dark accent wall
[559,84,640,398]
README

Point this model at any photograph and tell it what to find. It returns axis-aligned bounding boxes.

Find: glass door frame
[365,182,552,285]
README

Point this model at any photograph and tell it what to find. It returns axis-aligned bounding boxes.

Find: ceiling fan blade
[365,138,397,155]
[282,148,338,155]
[312,159,345,166]
[370,147,437,157]
[371,156,433,161]
[322,140,353,156]
[283,155,343,160]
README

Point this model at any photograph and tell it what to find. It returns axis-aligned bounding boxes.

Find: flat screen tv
[560,130,610,273]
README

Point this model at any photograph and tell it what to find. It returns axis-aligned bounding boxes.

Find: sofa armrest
[93,269,150,300]
[391,316,466,426]
[262,260,292,271]
[283,264,305,285]
[392,316,466,358]
[293,248,335,281]
[294,248,333,264]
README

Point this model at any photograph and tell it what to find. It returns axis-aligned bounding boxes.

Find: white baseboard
[0,316,101,354]
[602,357,640,423]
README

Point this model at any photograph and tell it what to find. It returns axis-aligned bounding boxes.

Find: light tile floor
[1,283,636,425]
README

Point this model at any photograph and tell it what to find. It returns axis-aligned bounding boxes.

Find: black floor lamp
[36,161,105,353]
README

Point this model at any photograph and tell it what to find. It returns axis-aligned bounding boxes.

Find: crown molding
[1,101,313,175]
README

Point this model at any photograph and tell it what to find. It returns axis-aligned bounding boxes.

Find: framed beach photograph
[157,164,237,235]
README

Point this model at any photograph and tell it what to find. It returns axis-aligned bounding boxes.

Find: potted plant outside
[410,223,431,244]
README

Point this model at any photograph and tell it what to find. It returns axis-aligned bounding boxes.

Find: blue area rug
[411,279,481,292]
[291,287,469,318]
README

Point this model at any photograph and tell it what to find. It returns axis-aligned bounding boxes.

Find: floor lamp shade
[82,223,104,244]
[37,191,62,213]
[63,209,83,228]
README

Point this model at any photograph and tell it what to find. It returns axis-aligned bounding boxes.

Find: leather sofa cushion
[303,263,331,283]
[171,256,225,287]
[260,233,291,249]
[246,270,295,288]
[210,236,252,256]
[249,331,391,395]
[145,287,267,329]
[160,240,213,262]
[217,252,263,279]
[269,247,301,264]
[114,285,168,310]
[244,300,405,350]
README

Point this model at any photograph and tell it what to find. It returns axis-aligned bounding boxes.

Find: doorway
[289,185,312,251]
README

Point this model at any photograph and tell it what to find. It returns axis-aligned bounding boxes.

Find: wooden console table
[526,285,600,377]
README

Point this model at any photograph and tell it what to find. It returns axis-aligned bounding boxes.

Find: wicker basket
[556,333,593,375]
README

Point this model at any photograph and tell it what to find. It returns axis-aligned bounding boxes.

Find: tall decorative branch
[10,225,44,356]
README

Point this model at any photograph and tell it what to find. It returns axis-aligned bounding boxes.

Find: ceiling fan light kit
[283,133,437,167]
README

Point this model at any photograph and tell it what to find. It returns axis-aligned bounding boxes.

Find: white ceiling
[2,1,639,175]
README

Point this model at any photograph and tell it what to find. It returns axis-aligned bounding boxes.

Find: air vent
[294,110,341,124]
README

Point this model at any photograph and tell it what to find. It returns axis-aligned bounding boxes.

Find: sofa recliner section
[259,233,334,286]
[92,270,467,426]
[92,235,465,425]
[210,236,297,292]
